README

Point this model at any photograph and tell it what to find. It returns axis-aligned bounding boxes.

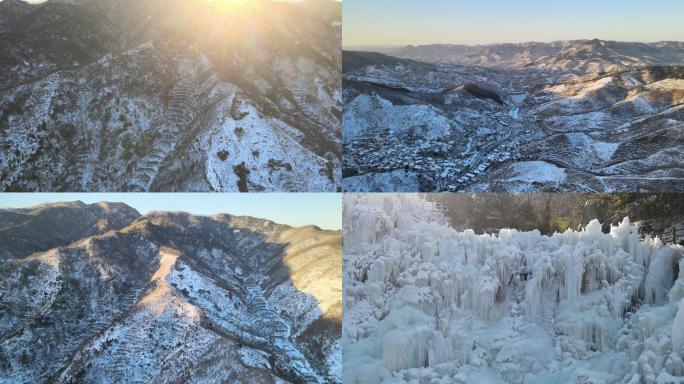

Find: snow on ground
[509,161,566,184]
[343,194,684,384]
[237,346,271,370]
[547,77,613,99]
[343,170,421,192]
[346,68,409,90]
[327,339,342,384]
[620,72,643,87]
[544,111,609,131]
[572,77,614,99]
[509,106,520,119]
[269,282,322,337]
[510,93,527,105]
[168,259,250,327]
[0,250,62,337]
[343,94,455,141]
[205,91,336,192]
[563,132,620,163]
[593,141,620,162]
[77,250,217,384]
[625,94,657,113]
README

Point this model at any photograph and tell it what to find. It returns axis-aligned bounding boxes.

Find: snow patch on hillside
[205,92,335,192]
[343,94,455,140]
[510,161,566,184]
[593,141,620,162]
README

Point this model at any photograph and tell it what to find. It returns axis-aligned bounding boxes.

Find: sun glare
[212,0,254,10]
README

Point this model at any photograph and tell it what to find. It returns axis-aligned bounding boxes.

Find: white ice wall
[343,194,684,384]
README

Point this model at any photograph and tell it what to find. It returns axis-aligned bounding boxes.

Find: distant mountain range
[378,39,684,71]
[0,0,341,192]
[0,201,342,383]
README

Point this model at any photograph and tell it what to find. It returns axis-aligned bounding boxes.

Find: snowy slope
[342,48,684,192]
[0,0,341,192]
[343,194,684,383]
[0,202,342,383]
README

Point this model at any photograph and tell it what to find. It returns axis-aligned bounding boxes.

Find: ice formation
[343,194,684,384]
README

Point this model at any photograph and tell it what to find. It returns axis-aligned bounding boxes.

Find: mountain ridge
[0,201,342,383]
[376,39,684,72]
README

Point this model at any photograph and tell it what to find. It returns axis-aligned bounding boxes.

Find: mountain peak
[0,200,141,260]
[587,38,607,47]
[34,200,87,209]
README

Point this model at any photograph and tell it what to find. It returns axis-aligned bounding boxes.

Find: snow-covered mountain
[0,201,342,383]
[0,200,141,260]
[0,0,341,192]
[342,41,684,192]
[343,194,684,383]
[387,40,684,72]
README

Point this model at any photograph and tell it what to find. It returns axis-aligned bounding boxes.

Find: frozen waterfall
[343,194,684,384]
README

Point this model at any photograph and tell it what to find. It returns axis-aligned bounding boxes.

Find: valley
[342,41,684,192]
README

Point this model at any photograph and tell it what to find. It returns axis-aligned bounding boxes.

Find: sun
[211,0,254,10]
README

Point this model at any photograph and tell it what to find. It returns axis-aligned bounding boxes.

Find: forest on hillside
[427,193,684,242]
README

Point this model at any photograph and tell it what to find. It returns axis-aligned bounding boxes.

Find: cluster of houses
[346,132,532,191]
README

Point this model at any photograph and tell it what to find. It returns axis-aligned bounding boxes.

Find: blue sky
[343,0,684,46]
[0,193,342,230]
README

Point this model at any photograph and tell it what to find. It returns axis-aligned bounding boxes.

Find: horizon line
[343,38,684,50]
[0,194,342,231]
[0,199,341,231]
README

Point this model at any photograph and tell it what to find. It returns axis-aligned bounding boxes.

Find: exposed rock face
[342,42,684,192]
[0,0,342,192]
[0,202,342,383]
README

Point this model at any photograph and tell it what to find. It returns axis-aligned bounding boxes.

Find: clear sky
[15,0,334,3]
[0,193,342,230]
[343,0,684,47]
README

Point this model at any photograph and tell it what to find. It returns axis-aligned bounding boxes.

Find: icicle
[344,194,683,383]
[475,272,499,321]
[671,260,684,302]
[673,300,684,358]
[427,332,454,366]
[583,219,604,241]
[665,352,684,377]
[382,330,410,372]
[644,248,676,305]
[561,247,584,301]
